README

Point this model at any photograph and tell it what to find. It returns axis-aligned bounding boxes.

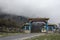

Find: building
[48,24,57,33]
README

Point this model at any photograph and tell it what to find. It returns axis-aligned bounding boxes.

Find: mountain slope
[0,13,28,27]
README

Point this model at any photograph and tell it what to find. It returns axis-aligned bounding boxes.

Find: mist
[0,0,60,24]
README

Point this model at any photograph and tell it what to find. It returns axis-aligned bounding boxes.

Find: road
[0,33,45,40]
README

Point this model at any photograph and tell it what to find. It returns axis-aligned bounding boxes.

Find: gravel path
[0,33,45,40]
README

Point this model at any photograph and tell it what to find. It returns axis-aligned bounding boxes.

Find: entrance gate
[24,18,49,33]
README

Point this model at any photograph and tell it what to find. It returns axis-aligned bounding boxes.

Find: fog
[0,0,60,24]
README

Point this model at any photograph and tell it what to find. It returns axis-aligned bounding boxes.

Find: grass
[0,32,22,37]
[25,33,60,40]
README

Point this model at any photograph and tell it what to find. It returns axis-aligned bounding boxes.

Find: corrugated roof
[28,18,49,22]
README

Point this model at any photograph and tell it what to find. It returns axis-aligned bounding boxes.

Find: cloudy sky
[0,0,60,24]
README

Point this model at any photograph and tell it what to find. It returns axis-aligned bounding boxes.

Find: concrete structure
[22,18,49,33]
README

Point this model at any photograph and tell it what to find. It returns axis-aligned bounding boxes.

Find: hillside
[0,13,29,32]
[0,13,28,27]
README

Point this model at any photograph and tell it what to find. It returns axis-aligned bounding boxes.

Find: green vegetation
[0,19,22,33]
[26,34,60,40]
[0,32,22,37]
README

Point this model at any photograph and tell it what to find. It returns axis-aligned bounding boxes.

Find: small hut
[48,24,57,32]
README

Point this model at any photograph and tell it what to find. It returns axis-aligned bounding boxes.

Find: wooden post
[46,22,48,33]
[25,26,26,30]
[28,26,31,33]
[52,27,53,32]
[29,21,32,33]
